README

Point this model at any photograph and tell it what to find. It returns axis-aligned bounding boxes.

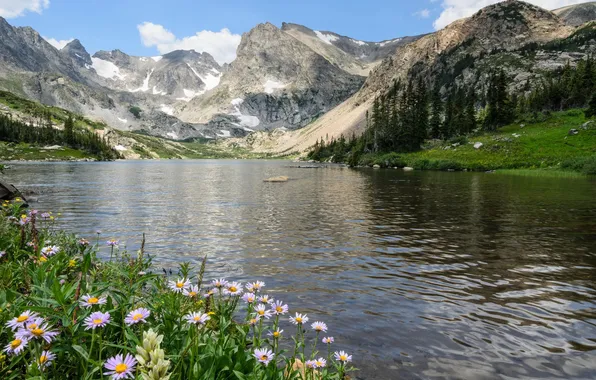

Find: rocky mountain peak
[554,2,596,26]
[62,39,92,67]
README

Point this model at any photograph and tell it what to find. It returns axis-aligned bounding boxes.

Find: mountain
[280,23,423,76]
[178,22,366,132]
[554,2,596,26]
[90,49,222,101]
[250,0,596,154]
[0,15,416,141]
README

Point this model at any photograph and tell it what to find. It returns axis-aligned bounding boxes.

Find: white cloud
[414,9,431,18]
[43,36,74,50]
[138,22,241,64]
[433,0,588,30]
[0,0,49,18]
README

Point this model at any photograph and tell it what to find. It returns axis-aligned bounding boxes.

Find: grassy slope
[0,90,261,161]
[361,110,596,173]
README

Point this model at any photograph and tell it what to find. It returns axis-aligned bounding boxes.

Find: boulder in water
[264,176,289,183]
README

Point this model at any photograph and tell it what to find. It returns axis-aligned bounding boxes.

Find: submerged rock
[264,176,289,182]
[403,167,414,172]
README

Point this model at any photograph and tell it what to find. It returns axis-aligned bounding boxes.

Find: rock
[512,133,521,138]
[474,142,483,149]
[263,176,289,182]
[568,129,579,135]
[520,124,526,128]
[581,121,594,130]
[0,178,25,201]
[403,167,414,171]
[373,164,381,169]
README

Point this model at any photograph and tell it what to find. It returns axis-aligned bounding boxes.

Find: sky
[0,0,590,64]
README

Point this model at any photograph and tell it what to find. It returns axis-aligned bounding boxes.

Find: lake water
[4,160,596,379]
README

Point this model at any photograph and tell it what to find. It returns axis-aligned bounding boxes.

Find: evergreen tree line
[0,113,120,160]
[308,55,596,164]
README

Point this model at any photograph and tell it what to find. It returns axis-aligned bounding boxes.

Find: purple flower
[19,215,30,226]
[253,348,274,365]
[40,212,51,220]
[106,239,119,247]
[104,353,137,379]
[84,311,111,330]
[78,238,90,246]
[124,308,150,326]
[28,210,39,216]
[37,350,56,370]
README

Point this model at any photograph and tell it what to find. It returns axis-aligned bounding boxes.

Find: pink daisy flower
[84,311,111,330]
[124,308,150,325]
[104,353,137,379]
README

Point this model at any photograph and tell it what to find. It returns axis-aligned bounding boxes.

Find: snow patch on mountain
[218,130,231,137]
[166,132,179,139]
[131,69,154,92]
[160,104,174,116]
[187,63,221,91]
[151,56,163,62]
[350,38,367,46]
[91,57,126,80]
[230,98,260,128]
[117,117,128,124]
[378,38,402,47]
[152,86,167,96]
[314,31,339,45]
[263,80,286,94]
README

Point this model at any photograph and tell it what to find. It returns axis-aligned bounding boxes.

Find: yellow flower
[207,312,216,316]
[14,198,21,202]
[39,256,48,263]
[69,259,76,267]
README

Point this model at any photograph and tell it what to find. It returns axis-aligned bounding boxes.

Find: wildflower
[182,285,199,298]
[203,289,215,298]
[40,212,51,219]
[334,351,352,363]
[104,353,137,379]
[184,312,210,326]
[106,239,119,247]
[242,292,256,304]
[224,281,242,296]
[16,320,58,343]
[80,294,107,308]
[36,350,56,370]
[305,360,317,369]
[84,311,111,330]
[3,337,28,355]
[124,308,150,326]
[78,238,90,246]
[249,317,259,326]
[258,294,273,304]
[311,321,328,333]
[290,313,309,325]
[96,230,102,234]
[0,251,4,258]
[39,256,48,263]
[26,242,34,247]
[253,348,274,365]
[60,279,66,285]
[6,310,38,330]
[138,271,147,276]
[267,328,283,339]
[69,259,77,267]
[135,329,170,379]
[246,281,265,292]
[19,215,30,226]
[211,278,228,289]
[168,278,190,293]
[314,357,327,368]
[322,336,334,344]
[41,245,60,256]
[28,209,38,216]
[254,304,273,319]
[271,300,289,315]
[14,198,22,202]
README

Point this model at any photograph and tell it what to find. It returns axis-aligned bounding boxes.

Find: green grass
[493,169,589,179]
[363,110,596,174]
[0,142,94,161]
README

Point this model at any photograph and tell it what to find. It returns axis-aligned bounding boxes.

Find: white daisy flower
[183,285,199,298]
[254,304,273,320]
[267,328,283,339]
[168,278,190,293]
[184,312,210,326]
[322,336,334,344]
[270,300,288,315]
[289,313,309,325]
[253,348,274,365]
[242,292,256,303]
[334,351,352,363]
[311,321,328,332]
[258,294,273,304]
[224,281,242,296]
[211,278,228,289]
[80,294,107,308]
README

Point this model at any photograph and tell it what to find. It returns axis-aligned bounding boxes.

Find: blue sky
[2,0,585,63]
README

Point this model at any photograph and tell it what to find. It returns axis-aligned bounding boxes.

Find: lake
[4,160,596,379]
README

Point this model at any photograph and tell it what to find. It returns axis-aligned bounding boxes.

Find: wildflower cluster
[0,200,355,379]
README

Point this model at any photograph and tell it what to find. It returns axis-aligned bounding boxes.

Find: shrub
[129,106,143,119]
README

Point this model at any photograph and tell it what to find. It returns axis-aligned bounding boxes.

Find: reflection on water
[5,161,596,379]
